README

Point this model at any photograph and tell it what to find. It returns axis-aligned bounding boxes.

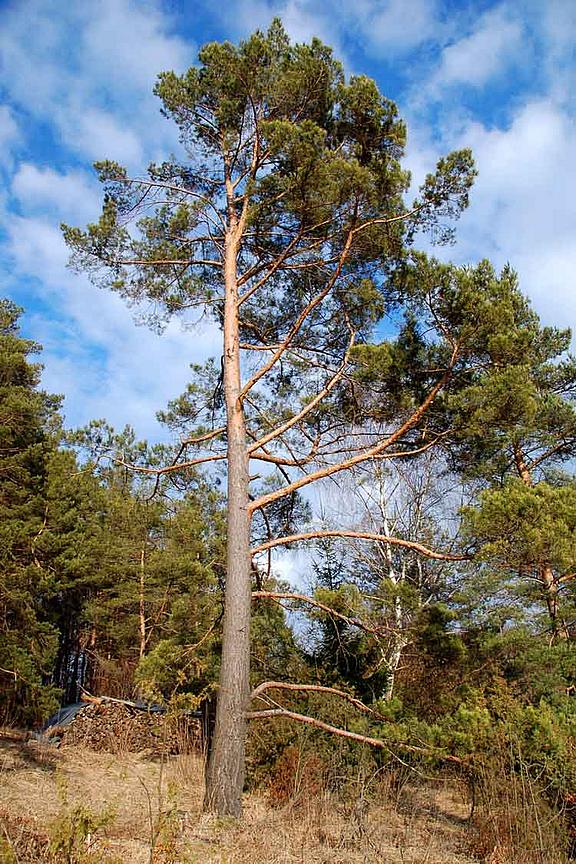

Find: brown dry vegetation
[0,734,486,864]
[1,732,570,864]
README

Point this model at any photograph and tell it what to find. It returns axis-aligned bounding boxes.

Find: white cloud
[357,0,441,54]
[539,0,576,61]
[397,0,576,339]
[213,0,346,59]
[429,6,524,91]
[0,7,64,115]
[81,0,191,91]
[5,210,221,438]
[456,100,576,326]
[280,0,341,47]
[66,108,145,165]
[212,0,443,63]
[0,0,191,166]
[3,0,576,442]
[6,216,70,287]
[11,164,100,223]
[405,96,576,334]
[0,0,204,439]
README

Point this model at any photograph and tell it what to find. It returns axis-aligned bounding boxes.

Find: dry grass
[0,735,484,863]
[1,742,567,864]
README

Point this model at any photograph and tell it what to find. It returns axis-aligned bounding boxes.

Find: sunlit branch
[530,439,576,471]
[248,330,355,454]
[238,234,339,290]
[108,452,226,476]
[251,681,390,719]
[239,343,284,351]
[181,427,227,446]
[239,230,355,397]
[351,203,425,237]
[250,438,320,469]
[252,591,398,636]
[252,531,466,561]
[116,176,227,229]
[245,706,467,765]
[300,434,446,463]
[237,229,306,302]
[249,352,459,513]
[245,396,309,469]
[110,258,222,268]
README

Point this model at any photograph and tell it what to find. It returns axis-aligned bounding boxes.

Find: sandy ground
[0,734,480,863]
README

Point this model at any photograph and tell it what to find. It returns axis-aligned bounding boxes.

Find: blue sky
[1,0,575,441]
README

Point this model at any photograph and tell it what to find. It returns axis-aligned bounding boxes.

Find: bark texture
[204,228,252,816]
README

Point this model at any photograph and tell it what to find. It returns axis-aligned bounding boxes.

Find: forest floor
[0,733,485,863]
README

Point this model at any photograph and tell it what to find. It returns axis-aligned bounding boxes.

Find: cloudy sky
[1,0,575,441]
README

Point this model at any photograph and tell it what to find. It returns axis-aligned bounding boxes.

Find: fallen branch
[80,691,142,709]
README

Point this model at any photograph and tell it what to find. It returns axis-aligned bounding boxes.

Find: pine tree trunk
[204,226,252,817]
[540,563,569,641]
[514,448,569,641]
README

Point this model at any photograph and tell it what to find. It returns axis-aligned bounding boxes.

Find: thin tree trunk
[383,602,408,702]
[139,547,146,659]
[514,447,569,640]
[379,506,406,702]
[204,225,252,817]
[540,563,569,641]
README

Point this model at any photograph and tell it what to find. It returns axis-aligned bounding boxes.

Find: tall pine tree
[0,300,62,723]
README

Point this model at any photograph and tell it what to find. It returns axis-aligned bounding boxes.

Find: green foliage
[62,19,476,459]
[416,604,467,666]
[465,479,576,573]
[0,302,233,718]
[1,776,121,863]
[0,300,63,723]
[49,802,115,864]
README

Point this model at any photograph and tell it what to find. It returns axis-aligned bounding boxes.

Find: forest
[2,19,576,862]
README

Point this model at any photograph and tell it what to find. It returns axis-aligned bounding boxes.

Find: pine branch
[251,532,466,561]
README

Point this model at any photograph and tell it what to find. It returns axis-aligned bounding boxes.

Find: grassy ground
[0,733,481,863]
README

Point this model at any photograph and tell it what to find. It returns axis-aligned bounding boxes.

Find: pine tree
[62,22,476,814]
[0,300,63,723]
[354,258,576,640]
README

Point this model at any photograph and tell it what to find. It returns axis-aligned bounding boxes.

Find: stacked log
[58,702,201,755]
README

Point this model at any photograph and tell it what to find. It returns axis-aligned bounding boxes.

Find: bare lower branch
[116,176,227,229]
[109,452,226,475]
[252,531,466,561]
[249,446,317,469]
[249,350,459,514]
[110,257,222,268]
[245,706,467,765]
[351,204,423,236]
[245,397,311,470]
[248,330,355,454]
[252,590,398,635]
[251,681,390,720]
[237,230,304,303]
[181,426,226,446]
[239,230,354,397]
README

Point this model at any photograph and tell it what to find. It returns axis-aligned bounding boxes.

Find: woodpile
[57,701,202,755]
